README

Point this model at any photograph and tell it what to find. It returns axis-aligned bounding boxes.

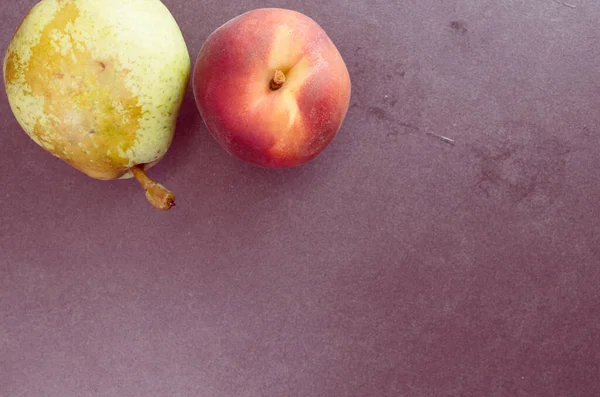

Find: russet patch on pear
[4,0,191,210]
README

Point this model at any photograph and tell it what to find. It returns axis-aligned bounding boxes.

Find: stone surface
[1,1,599,396]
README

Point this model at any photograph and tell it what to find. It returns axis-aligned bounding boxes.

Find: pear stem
[270,70,286,90]
[130,165,175,211]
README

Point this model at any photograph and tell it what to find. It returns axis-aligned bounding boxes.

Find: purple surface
[2,1,600,396]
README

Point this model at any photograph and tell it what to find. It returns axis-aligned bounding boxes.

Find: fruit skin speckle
[3,0,191,180]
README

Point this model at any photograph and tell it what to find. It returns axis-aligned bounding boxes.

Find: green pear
[3,0,191,210]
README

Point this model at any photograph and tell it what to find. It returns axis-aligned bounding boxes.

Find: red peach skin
[193,8,352,168]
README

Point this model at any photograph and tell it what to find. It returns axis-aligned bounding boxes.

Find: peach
[192,8,352,168]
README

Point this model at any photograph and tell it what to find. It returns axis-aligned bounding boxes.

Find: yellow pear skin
[3,0,191,210]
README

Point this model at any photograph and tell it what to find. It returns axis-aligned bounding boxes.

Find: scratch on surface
[427,131,455,145]
[553,0,576,8]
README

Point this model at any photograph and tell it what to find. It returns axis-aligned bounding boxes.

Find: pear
[3,0,191,210]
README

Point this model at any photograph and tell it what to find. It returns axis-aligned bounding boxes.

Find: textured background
[2,0,600,396]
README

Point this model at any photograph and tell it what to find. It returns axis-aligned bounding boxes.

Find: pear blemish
[4,0,191,210]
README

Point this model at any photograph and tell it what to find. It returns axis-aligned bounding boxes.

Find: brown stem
[130,165,175,211]
[270,69,286,90]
